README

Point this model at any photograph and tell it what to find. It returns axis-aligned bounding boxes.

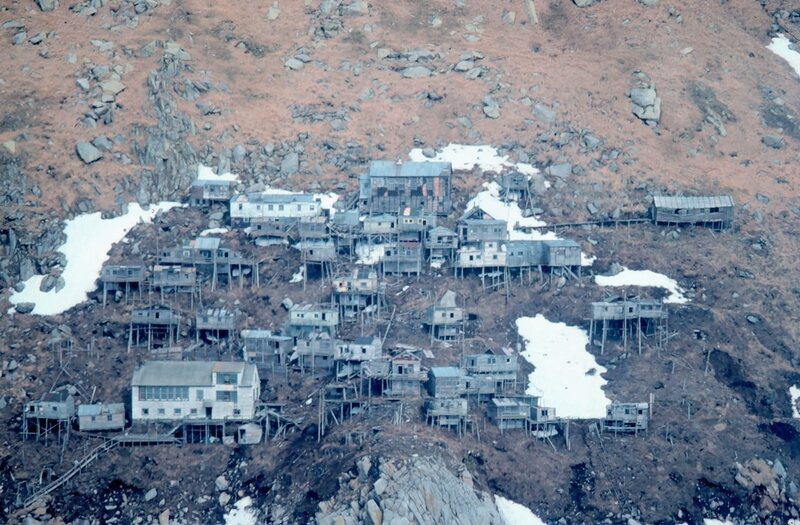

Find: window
[710,207,720,213]
[217,373,237,385]
[142,408,149,416]
[268,204,274,211]
[216,391,238,403]
[279,204,284,211]
[449,313,455,318]
[190,408,197,415]
[107,414,113,421]
[174,408,182,416]
[91,416,97,422]
[297,204,301,211]
[234,409,241,416]
[157,408,165,415]
[197,390,204,400]
[238,203,243,210]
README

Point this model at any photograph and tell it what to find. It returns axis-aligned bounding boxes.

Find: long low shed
[650,195,734,228]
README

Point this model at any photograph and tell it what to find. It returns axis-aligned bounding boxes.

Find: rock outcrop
[317,456,504,525]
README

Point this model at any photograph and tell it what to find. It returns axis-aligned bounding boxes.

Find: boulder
[215,475,230,491]
[573,0,595,6]
[366,499,382,525]
[401,66,432,79]
[144,488,157,502]
[36,0,58,12]
[76,142,103,164]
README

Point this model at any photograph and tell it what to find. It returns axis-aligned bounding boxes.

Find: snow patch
[200,227,229,236]
[9,202,181,316]
[790,386,800,418]
[197,164,238,182]
[495,495,546,525]
[224,496,257,525]
[516,314,610,419]
[356,242,387,265]
[768,34,800,78]
[409,143,538,175]
[290,266,305,283]
[595,266,688,304]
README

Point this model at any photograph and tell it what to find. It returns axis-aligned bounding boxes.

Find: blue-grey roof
[367,160,452,178]
[78,403,124,416]
[652,195,734,209]
[194,237,221,250]
[542,239,580,248]
[192,179,231,187]
[430,366,462,378]
[132,361,256,387]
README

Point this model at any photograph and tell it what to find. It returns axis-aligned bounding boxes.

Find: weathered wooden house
[398,207,437,243]
[334,335,383,379]
[424,397,469,434]
[457,219,508,244]
[22,391,75,440]
[498,172,533,208]
[189,178,233,208]
[650,195,734,229]
[382,241,423,276]
[542,240,582,270]
[131,361,260,421]
[426,226,458,266]
[589,296,667,354]
[100,264,145,306]
[362,214,397,237]
[159,237,257,289]
[230,193,320,226]
[463,374,498,398]
[385,352,423,397]
[329,209,362,256]
[427,367,466,398]
[454,242,507,272]
[286,304,339,338]
[150,265,198,304]
[77,403,125,432]
[331,267,384,320]
[461,348,518,391]
[295,331,336,373]
[241,329,293,374]
[196,308,238,344]
[603,402,649,434]
[248,216,298,245]
[297,216,329,239]
[488,397,530,430]
[360,160,452,215]
[424,290,464,342]
[128,304,181,350]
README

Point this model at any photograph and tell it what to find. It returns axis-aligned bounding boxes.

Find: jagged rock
[357,456,372,479]
[630,85,661,124]
[267,3,281,20]
[36,0,59,12]
[15,302,35,314]
[219,492,231,506]
[533,103,555,123]
[76,142,103,164]
[144,488,158,502]
[573,0,595,6]
[546,163,572,178]
[158,510,170,525]
[366,499,382,525]
[280,152,299,176]
[638,0,658,5]
[100,79,126,95]
[285,58,304,70]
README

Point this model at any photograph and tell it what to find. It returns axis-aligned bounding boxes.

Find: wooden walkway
[23,428,183,508]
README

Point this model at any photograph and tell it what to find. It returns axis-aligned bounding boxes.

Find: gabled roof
[78,403,124,416]
[436,290,458,309]
[232,192,316,204]
[193,237,221,250]
[131,361,254,387]
[651,195,734,209]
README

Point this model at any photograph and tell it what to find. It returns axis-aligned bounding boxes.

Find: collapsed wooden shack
[360,160,453,215]
[603,402,650,435]
[128,305,181,351]
[22,391,75,441]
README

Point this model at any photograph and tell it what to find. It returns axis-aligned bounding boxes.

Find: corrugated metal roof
[78,403,124,416]
[132,361,249,386]
[430,366,462,378]
[368,160,452,178]
[652,195,734,209]
[193,237,221,250]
